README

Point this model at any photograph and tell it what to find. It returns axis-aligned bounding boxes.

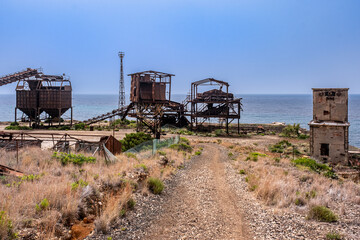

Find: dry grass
[0,144,188,238]
[229,137,360,217]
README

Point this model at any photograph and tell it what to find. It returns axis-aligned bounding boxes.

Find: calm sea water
[1,94,359,147]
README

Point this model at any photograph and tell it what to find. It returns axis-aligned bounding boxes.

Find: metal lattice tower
[118,52,125,108]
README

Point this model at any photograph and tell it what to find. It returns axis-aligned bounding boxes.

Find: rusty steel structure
[127,70,186,138]
[0,68,73,127]
[84,71,241,138]
[188,78,242,133]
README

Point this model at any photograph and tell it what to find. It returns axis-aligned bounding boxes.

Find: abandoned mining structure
[84,71,242,138]
[0,68,73,127]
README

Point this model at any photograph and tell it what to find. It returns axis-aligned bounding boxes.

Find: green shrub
[169,143,192,152]
[134,164,148,171]
[119,209,126,217]
[35,198,49,212]
[246,152,266,162]
[307,206,338,222]
[326,231,342,240]
[74,122,86,130]
[294,198,306,206]
[126,152,137,159]
[120,132,152,152]
[148,177,164,194]
[179,137,190,145]
[5,123,31,130]
[292,158,337,178]
[280,123,300,138]
[0,211,17,239]
[52,152,96,166]
[298,134,309,139]
[269,140,292,153]
[71,179,88,191]
[127,198,136,210]
[157,150,167,156]
[194,151,202,156]
[214,129,225,136]
[239,169,246,175]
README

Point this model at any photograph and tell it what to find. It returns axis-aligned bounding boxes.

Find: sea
[1,94,359,147]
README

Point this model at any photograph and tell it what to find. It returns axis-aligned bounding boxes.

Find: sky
[0,0,359,94]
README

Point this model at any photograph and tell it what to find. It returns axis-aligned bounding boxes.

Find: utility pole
[118,52,125,109]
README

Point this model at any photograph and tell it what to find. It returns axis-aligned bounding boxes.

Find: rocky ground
[86,141,360,240]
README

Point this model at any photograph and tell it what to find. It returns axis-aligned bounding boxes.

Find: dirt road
[105,143,251,239]
[146,143,249,239]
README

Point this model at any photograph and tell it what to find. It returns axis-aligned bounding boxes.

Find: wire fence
[125,135,180,155]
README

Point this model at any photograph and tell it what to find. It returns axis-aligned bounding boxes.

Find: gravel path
[88,143,358,240]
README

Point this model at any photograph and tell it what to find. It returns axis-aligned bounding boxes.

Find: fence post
[152,139,156,155]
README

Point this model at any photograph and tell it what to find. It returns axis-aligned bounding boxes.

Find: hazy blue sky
[0,0,359,94]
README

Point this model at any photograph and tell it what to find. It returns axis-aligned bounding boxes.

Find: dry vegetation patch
[0,138,191,239]
[228,137,360,223]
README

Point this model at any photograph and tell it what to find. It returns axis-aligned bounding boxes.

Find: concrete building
[309,88,350,165]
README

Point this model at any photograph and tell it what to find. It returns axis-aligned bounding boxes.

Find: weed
[294,198,306,206]
[307,206,338,222]
[246,152,266,162]
[126,153,137,159]
[134,164,148,171]
[305,190,317,199]
[35,198,49,212]
[71,179,88,191]
[274,157,280,163]
[249,185,258,191]
[269,140,292,153]
[0,211,18,239]
[53,152,96,166]
[119,209,126,217]
[292,158,337,179]
[194,151,202,156]
[157,150,166,156]
[169,143,192,153]
[326,231,342,240]
[239,169,246,175]
[217,139,222,144]
[127,198,136,210]
[228,152,233,157]
[148,177,164,194]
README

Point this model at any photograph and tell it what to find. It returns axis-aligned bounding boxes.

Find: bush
[35,198,49,212]
[148,177,164,194]
[326,231,342,240]
[0,211,17,239]
[52,152,96,166]
[134,164,148,171]
[292,157,337,179]
[74,122,86,130]
[307,205,338,222]
[269,140,292,153]
[246,152,266,162]
[194,151,202,156]
[280,123,300,138]
[5,122,31,130]
[239,169,246,175]
[120,132,152,152]
[169,143,192,153]
[127,198,136,210]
